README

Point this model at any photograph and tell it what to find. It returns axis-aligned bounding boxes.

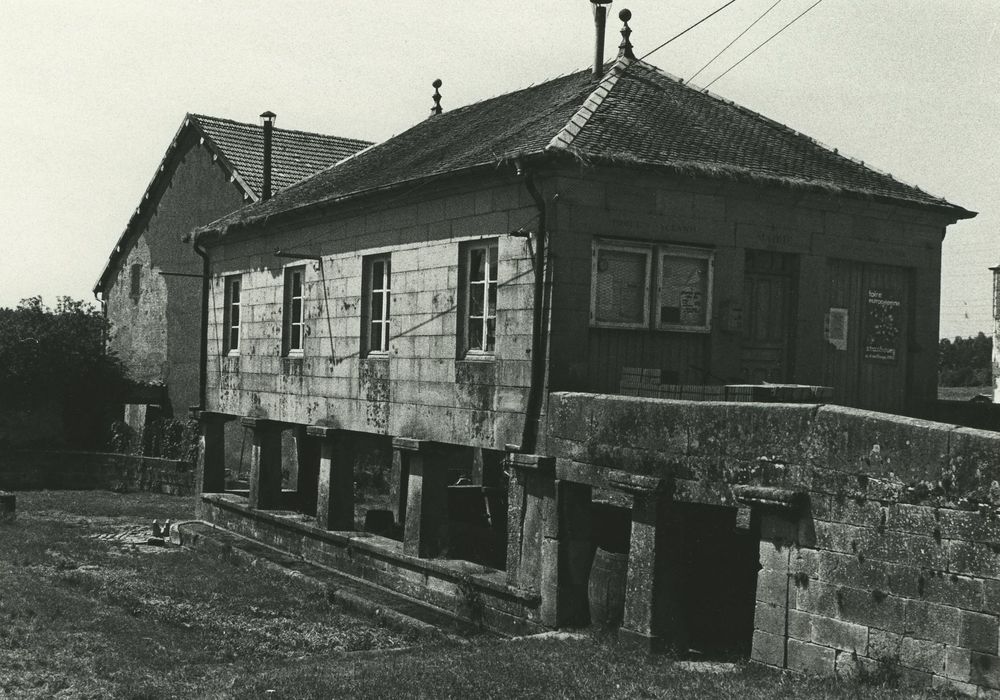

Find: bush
[0,297,127,447]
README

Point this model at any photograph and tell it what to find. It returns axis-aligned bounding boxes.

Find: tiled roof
[191,114,373,195]
[95,114,371,292]
[198,55,973,238]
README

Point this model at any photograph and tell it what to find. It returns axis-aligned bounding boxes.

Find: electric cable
[687,0,783,85]
[638,0,739,62]
[703,0,825,91]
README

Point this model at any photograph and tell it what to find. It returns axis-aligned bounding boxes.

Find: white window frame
[363,254,391,356]
[224,275,241,355]
[655,244,714,333]
[590,240,652,330]
[283,266,306,356]
[462,240,498,356]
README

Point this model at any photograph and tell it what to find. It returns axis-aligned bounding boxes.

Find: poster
[863,289,901,362]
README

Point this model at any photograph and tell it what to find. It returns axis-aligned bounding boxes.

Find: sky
[1,1,997,338]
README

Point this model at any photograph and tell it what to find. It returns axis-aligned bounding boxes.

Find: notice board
[863,288,901,363]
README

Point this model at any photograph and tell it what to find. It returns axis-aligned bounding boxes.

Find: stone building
[93,113,371,417]
[184,13,1000,694]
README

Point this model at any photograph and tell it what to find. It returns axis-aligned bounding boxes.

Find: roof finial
[430,79,443,116]
[618,8,635,60]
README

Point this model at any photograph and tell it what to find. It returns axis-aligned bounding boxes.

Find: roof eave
[194,151,552,245]
[94,113,259,294]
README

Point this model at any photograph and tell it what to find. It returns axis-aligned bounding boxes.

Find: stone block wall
[0,450,194,496]
[547,392,1000,694]
[204,177,539,450]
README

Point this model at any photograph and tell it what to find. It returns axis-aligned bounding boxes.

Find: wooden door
[740,250,798,383]
[823,259,912,413]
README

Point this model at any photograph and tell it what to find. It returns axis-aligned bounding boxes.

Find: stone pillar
[610,471,684,652]
[194,411,229,496]
[542,477,592,628]
[242,417,283,510]
[308,426,354,530]
[396,438,449,558]
[505,454,556,605]
[295,426,321,517]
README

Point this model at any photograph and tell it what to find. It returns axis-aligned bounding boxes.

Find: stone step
[174,521,490,643]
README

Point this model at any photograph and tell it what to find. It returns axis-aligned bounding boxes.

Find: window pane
[292,325,301,349]
[231,306,240,326]
[372,260,384,289]
[370,322,383,352]
[372,291,383,321]
[292,298,302,323]
[660,255,708,327]
[488,283,497,316]
[488,247,498,281]
[230,327,239,350]
[470,249,486,282]
[470,282,484,316]
[468,318,483,351]
[595,249,647,324]
[292,271,302,297]
[231,280,240,303]
[486,318,495,351]
[384,292,390,319]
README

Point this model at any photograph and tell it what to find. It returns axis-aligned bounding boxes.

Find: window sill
[458,352,496,362]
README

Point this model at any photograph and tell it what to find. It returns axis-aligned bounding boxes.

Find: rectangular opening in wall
[458,239,499,357]
[282,266,305,356]
[361,254,391,356]
[223,275,241,355]
[670,502,760,660]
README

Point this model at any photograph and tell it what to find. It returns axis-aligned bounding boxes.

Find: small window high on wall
[282,266,305,355]
[223,275,241,354]
[591,239,713,332]
[362,254,391,355]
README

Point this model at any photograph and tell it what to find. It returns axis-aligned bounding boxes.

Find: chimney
[260,110,276,201]
[591,0,613,77]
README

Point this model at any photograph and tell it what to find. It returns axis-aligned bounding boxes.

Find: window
[130,264,142,298]
[460,240,498,355]
[282,266,305,355]
[591,242,652,329]
[590,239,713,332]
[362,254,391,355]
[223,275,241,354]
[656,246,713,332]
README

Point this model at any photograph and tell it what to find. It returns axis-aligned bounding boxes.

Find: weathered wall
[104,131,247,415]
[547,167,948,414]
[547,392,1000,693]
[204,175,540,450]
[0,450,193,495]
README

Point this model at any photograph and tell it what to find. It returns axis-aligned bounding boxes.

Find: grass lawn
[0,490,964,699]
[0,490,415,698]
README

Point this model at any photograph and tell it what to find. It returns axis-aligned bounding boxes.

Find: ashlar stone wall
[547,393,1000,695]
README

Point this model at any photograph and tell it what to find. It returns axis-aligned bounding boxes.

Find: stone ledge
[734,485,809,512]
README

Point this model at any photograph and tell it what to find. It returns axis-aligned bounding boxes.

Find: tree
[938,332,992,387]
[0,297,127,447]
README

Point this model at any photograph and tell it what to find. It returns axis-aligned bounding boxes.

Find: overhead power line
[687,0,783,85]
[639,0,738,62]
[703,0,825,91]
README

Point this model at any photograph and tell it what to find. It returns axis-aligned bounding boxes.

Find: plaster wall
[104,133,247,415]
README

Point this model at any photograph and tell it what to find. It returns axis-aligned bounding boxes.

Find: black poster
[863,288,901,363]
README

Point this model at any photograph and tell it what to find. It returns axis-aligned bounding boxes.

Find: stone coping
[201,493,540,605]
